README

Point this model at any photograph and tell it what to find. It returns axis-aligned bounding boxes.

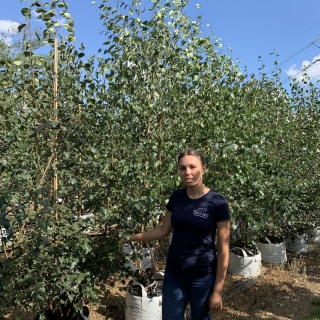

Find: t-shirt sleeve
[216,197,231,222]
[166,192,174,212]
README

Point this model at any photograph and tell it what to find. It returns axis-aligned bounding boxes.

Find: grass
[287,256,307,277]
[276,254,307,277]
[306,298,320,320]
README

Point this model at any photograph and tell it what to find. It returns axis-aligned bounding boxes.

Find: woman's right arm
[129,210,172,242]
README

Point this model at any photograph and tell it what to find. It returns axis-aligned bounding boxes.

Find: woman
[129,148,230,320]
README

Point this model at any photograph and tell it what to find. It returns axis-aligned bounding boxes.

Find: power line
[267,36,320,74]
[301,58,320,72]
[282,58,320,85]
[266,19,320,59]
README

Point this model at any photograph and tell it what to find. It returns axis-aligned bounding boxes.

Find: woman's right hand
[128,210,172,242]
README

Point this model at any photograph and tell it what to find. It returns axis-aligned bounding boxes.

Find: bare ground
[3,242,320,320]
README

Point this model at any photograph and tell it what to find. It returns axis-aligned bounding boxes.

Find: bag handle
[231,247,248,265]
[265,237,272,245]
[231,247,248,257]
[131,281,147,311]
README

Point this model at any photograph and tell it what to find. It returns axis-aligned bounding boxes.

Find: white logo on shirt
[193,207,209,219]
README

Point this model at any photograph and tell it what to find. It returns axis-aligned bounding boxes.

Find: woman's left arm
[209,219,230,314]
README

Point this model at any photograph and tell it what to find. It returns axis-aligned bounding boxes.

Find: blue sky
[1,0,320,86]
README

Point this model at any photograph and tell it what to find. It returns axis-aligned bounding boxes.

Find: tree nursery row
[0,0,319,316]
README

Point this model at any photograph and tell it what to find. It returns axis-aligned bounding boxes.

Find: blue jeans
[162,271,215,320]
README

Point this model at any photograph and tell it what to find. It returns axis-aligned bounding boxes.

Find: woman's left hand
[209,292,223,314]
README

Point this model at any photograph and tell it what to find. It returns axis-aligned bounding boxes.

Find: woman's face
[178,155,206,187]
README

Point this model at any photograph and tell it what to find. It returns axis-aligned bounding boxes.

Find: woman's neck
[186,184,210,199]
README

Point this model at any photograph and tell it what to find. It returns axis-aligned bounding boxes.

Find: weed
[284,256,307,277]
[306,298,320,320]
[312,298,320,307]
[275,256,307,277]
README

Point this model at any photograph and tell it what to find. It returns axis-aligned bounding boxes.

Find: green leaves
[32,1,42,7]
[18,24,27,32]
[0,0,319,316]
[21,8,31,19]
[61,12,72,19]
[13,60,23,66]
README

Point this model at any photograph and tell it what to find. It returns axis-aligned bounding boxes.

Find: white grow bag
[286,234,308,254]
[228,247,261,277]
[309,227,320,243]
[125,281,162,320]
[258,237,287,263]
[0,228,12,252]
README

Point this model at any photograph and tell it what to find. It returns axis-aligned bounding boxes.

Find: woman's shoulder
[166,188,187,208]
[207,190,231,218]
[170,187,187,197]
[207,189,228,203]
[170,188,187,200]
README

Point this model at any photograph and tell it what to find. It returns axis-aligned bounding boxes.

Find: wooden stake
[53,39,58,212]
[77,105,83,219]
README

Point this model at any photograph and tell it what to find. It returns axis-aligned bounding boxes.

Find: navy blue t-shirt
[166,188,230,276]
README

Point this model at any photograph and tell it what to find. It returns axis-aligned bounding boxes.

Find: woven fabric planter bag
[286,234,308,254]
[228,247,261,277]
[309,227,320,243]
[125,280,162,320]
[258,237,287,263]
[0,227,12,251]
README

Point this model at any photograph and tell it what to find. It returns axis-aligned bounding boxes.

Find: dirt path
[215,249,320,319]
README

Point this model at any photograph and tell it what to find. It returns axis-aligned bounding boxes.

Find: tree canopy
[0,0,319,315]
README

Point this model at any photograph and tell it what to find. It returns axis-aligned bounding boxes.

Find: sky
[1,0,320,88]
